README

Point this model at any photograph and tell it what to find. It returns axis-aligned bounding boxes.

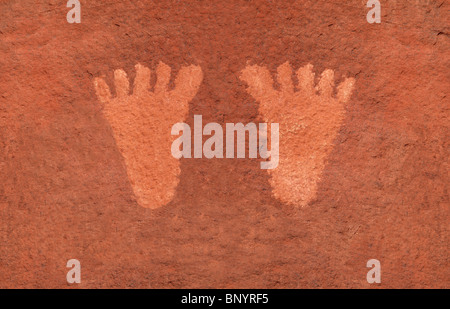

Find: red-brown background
[0,0,448,288]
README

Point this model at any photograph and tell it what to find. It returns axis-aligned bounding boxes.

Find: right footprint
[94,62,203,209]
[240,62,355,207]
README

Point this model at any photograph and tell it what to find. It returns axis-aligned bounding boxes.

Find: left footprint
[94,62,203,209]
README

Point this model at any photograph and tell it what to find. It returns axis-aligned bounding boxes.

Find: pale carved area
[94,63,203,209]
[241,62,355,207]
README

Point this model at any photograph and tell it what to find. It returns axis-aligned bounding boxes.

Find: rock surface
[0,0,448,288]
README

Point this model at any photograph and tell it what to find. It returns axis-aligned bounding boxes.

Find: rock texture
[0,0,448,288]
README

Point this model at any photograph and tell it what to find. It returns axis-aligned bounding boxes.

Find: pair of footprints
[94,62,355,209]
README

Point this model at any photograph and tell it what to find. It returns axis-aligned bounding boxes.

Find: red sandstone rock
[0,0,448,288]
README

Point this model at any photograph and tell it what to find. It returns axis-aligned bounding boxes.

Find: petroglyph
[240,62,355,207]
[94,62,203,208]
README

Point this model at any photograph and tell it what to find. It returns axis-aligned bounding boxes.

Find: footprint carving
[240,62,355,207]
[94,62,203,209]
